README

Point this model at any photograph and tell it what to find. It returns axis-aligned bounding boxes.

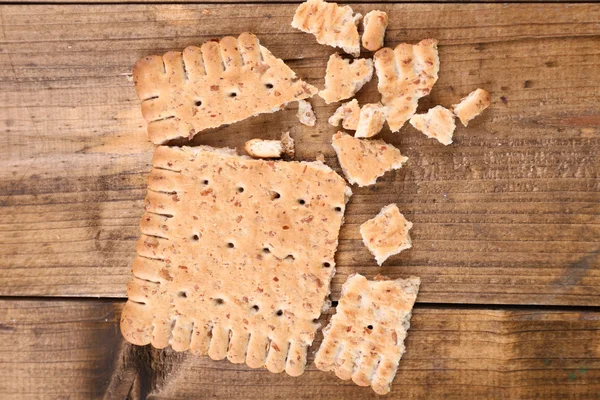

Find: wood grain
[1,4,599,305]
[0,299,598,399]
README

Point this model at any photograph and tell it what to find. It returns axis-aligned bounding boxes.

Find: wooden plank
[0,299,599,399]
[0,4,599,304]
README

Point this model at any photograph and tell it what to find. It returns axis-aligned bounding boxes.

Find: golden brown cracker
[360,204,413,265]
[319,54,373,104]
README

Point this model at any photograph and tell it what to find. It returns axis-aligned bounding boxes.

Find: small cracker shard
[409,106,456,146]
[452,88,491,127]
[292,0,362,57]
[296,100,316,127]
[362,11,388,52]
[374,39,439,132]
[120,145,352,376]
[328,99,360,130]
[332,132,408,187]
[133,32,318,144]
[244,132,295,159]
[314,273,420,395]
[319,54,373,104]
[355,103,389,138]
[360,204,413,265]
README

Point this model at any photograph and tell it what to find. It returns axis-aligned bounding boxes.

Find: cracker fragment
[133,33,318,144]
[244,132,295,159]
[319,54,373,104]
[120,146,351,376]
[332,132,408,187]
[452,88,491,127]
[328,99,360,130]
[355,103,389,138]
[409,105,456,146]
[360,204,413,265]
[292,0,362,57]
[296,99,316,127]
[314,273,420,394]
[374,39,439,132]
[362,11,388,52]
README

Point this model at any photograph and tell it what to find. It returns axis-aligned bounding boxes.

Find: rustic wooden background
[1,3,599,399]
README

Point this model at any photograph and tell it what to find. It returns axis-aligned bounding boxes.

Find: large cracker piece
[292,0,362,57]
[314,273,420,394]
[360,204,413,265]
[328,99,360,130]
[120,146,352,376]
[409,105,456,146]
[374,39,439,132]
[452,88,491,127]
[319,54,374,104]
[332,132,408,187]
[133,33,318,144]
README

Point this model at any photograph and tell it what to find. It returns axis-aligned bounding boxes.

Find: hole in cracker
[227,242,235,248]
[334,206,342,213]
[192,234,200,241]
[276,310,283,316]
[237,187,244,193]
[323,262,331,268]
[229,92,237,98]
[265,83,274,89]
[367,325,373,330]
[263,247,271,254]
[195,100,203,107]
[312,318,319,324]
[298,199,306,205]
[203,179,209,185]
[284,255,295,261]
[213,298,225,306]
[178,291,187,298]
[251,305,259,313]
[271,191,281,200]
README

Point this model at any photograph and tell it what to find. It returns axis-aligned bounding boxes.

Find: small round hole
[229,92,237,98]
[367,325,373,330]
[203,179,209,185]
[214,298,224,305]
[334,206,342,212]
[192,234,200,241]
[178,291,187,298]
[237,187,244,193]
[195,100,202,107]
[272,192,281,200]
[227,242,235,248]
[312,318,319,324]
[265,83,274,89]
[298,199,306,205]
[276,310,283,316]
[323,262,331,268]
[263,248,270,254]
[252,305,259,312]
[284,255,295,261]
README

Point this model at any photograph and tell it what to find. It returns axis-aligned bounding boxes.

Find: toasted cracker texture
[314,273,420,394]
[360,204,413,265]
[133,33,318,144]
[409,105,456,145]
[296,99,317,127]
[362,11,388,52]
[319,54,373,104]
[452,88,491,127]
[374,39,439,132]
[292,0,362,57]
[328,99,360,130]
[332,132,408,187]
[355,103,389,138]
[120,146,352,376]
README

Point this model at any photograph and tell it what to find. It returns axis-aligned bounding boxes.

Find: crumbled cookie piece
[319,54,373,104]
[329,99,360,130]
[355,103,389,138]
[409,106,456,146]
[360,204,413,265]
[452,88,491,127]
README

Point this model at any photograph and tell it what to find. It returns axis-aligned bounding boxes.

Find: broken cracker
[319,54,373,104]
[332,132,408,187]
[362,11,388,52]
[409,105,456,146]
[374,39,439,132]
[314,273,420,394]
[452,88,491,127]
[292,0,362,57]
[244,132,295,159]
[355,103,389,138]
[328,99,360,130]
[296,99,316,127]
[133,33,318,144]
[360,204,413,265]
[120,145,352,376]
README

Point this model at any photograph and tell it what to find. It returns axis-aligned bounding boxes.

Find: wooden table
[1,2,599,399]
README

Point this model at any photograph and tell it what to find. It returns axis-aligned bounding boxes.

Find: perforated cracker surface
[314,274,420,395]
[374,39,439,132]
[120,146,351,376]
[133,33,318,144]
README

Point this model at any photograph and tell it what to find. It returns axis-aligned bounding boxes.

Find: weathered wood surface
[0,299,597,399]
[1,4,599,305]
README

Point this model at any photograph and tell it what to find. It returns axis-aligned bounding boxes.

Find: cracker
[362,11,388,52]
[360,204,413,265]
[133,33,318,144]
[292,0,362,57]
[355,103,389,138]
[314,273,420,394]
[374,39,439,132]
[409,105,456,146]
[120,145,352,376]
[296,99,316,127]
[332,132,408,187]
[244,132,295,159]
[319,54,373,104]
[452,88,491,127]
[328,99,360,130]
